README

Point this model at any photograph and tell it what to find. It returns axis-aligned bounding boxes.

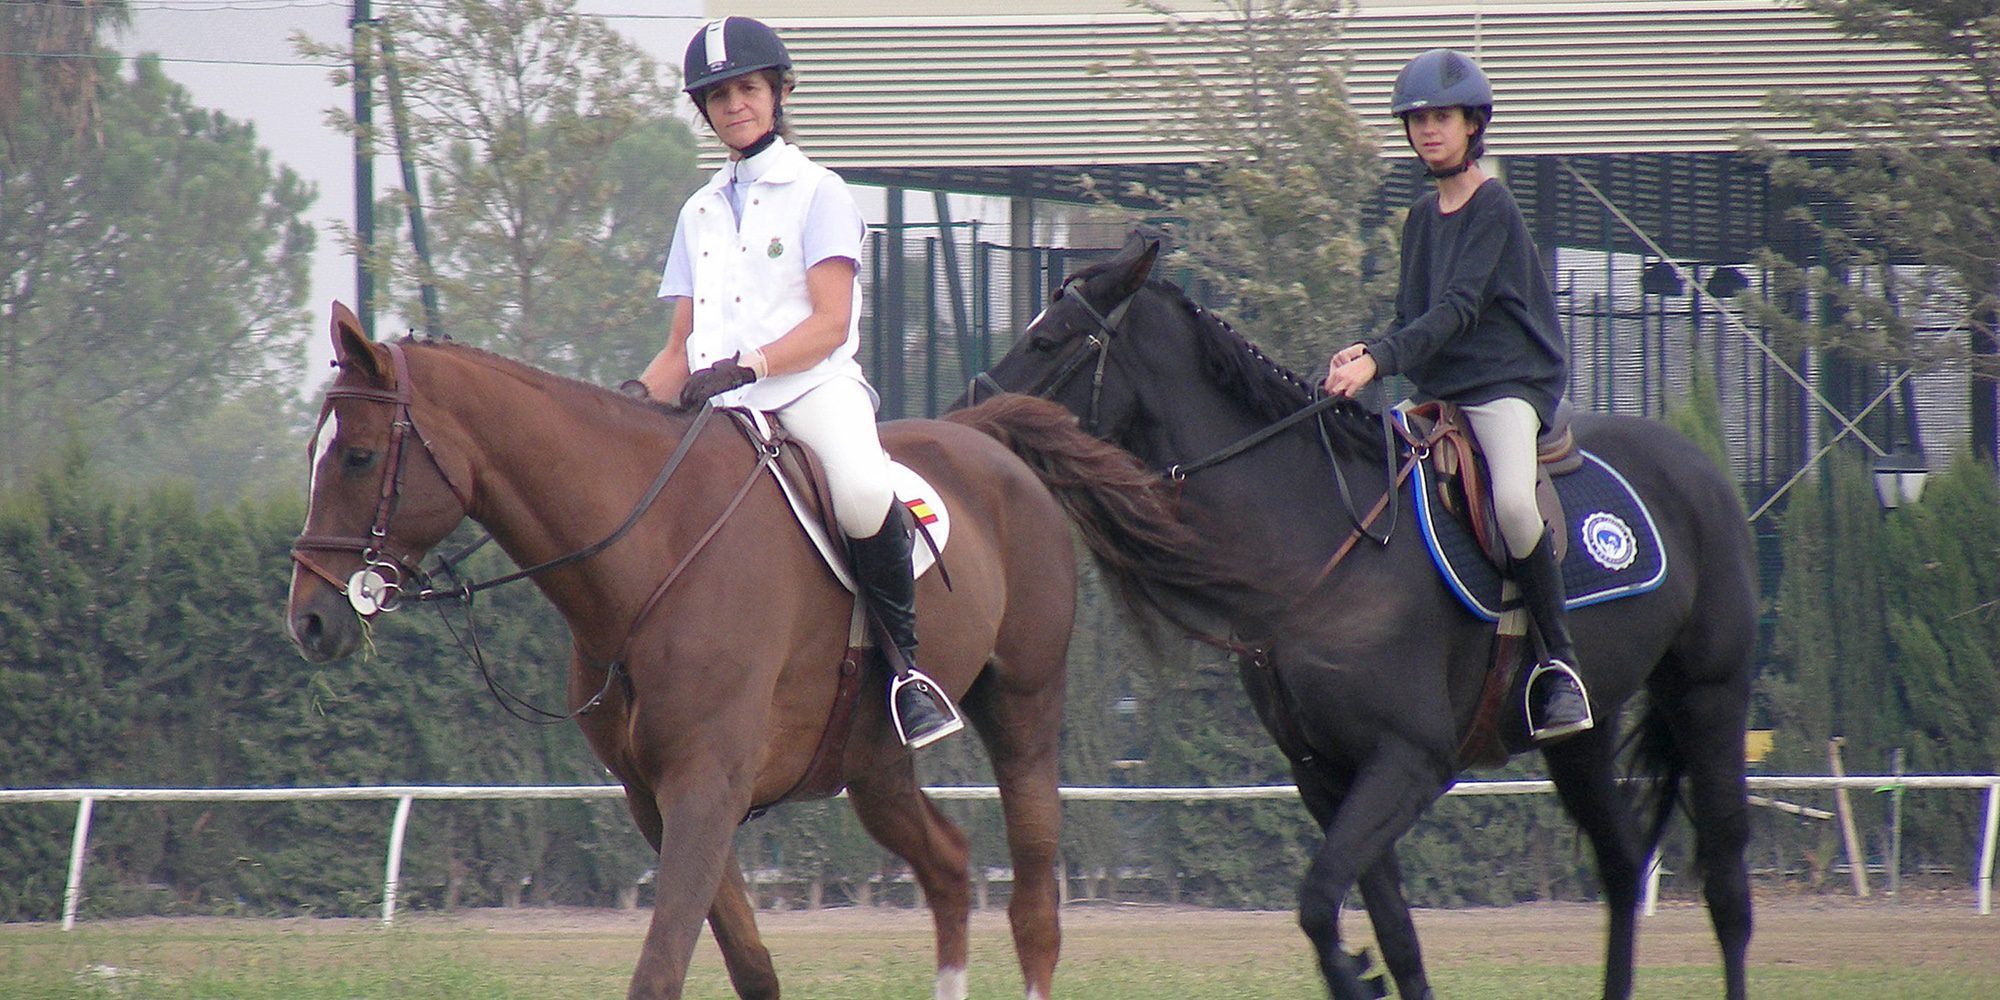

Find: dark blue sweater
[1362,178,1567,429]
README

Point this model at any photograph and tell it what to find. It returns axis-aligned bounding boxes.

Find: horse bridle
[289,341,751,724]
[966,274,1134,434]
[967,274,1398,548]
[292,341,472,618]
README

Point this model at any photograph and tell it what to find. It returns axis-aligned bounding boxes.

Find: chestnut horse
[287,304,1234,999]
[967,236,1755,1000]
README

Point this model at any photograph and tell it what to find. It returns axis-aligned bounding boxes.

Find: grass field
[4,892,1995,998]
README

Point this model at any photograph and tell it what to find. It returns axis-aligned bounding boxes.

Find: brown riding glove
[677,354,758,409]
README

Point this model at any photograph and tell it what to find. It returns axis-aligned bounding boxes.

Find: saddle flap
[730,410,950,592]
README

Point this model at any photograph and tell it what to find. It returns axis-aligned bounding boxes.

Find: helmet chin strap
[1425,157,1475,180]
[726,101,784,158]
[733,130,778,157]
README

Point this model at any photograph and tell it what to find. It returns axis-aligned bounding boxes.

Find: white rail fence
[5,775,1996,929]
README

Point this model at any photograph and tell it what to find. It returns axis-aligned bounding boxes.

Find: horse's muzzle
[287,576,363,662]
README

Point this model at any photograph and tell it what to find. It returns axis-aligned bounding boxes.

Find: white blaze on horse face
[306,410,340,521]
[933,966,967,1000]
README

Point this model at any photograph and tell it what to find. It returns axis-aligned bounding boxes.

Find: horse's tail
[945,393,1271,637]
[1624,694,1690,865]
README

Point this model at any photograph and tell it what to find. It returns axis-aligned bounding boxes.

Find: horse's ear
[329,301,391,384]
[1109,231,1162,297]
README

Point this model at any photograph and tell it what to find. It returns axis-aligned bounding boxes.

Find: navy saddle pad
[1411,450,1667,622]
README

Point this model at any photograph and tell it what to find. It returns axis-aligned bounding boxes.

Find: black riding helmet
[683,16,791,96]
[682,17,792,155]
[1389,49,1493,177]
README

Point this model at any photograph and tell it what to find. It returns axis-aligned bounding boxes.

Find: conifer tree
[1088,0,1397,370]
[1741,1,2000,460]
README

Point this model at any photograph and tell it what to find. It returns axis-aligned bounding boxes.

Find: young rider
[637,16,962,748]
[1321,48,1593,741]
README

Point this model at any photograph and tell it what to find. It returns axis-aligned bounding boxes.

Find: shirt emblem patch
[767,237,784,259]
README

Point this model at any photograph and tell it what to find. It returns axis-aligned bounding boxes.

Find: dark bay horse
[286,304,1233,1000]
[968,237,1756,1000]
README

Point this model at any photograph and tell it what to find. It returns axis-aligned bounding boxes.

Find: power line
[0,48,336,68]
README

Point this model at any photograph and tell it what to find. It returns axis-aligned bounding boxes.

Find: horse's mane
[1131,278,1382,451]
[396,336,679,423]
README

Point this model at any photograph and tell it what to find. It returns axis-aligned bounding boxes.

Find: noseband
[292,341,472,617]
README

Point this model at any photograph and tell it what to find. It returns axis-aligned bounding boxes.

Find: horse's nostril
[292,611,323,648]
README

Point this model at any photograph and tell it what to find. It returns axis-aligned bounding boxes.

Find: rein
[292,346,756,725]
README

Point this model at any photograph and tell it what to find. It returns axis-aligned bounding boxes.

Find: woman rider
[1322,48,1593,741]
[637,16,962,749]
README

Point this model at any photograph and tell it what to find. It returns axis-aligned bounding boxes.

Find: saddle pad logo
[1580,511,1637,571]
[905,497,939,526]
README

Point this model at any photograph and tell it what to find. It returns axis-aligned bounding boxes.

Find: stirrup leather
[1524,658,1595,742]
[890,669,965,750]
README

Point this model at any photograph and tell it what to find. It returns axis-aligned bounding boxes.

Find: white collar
[730,136,791,186]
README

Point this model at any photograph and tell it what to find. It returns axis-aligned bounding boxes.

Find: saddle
[1392,400,1663,767]
[1395,399,1580,566]
[717,409,953,817]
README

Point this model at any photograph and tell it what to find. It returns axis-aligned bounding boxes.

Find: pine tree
[1086,0,1397,371]
[1740,1,2000,457]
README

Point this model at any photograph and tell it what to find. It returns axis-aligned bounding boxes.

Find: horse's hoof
[1350,947,1390,999]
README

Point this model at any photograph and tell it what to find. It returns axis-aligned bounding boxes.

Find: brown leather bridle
[291,341,472,617]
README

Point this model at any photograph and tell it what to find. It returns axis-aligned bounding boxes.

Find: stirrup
[1524,658,1595,742]
[890,669,964,750]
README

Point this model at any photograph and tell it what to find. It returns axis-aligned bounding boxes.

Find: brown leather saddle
[1396,398,1581,567]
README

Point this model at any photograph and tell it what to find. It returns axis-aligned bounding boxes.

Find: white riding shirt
[660,138,871,411]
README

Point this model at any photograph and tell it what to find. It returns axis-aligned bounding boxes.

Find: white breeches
[1460,396,1546,560]
[772,377,897,537]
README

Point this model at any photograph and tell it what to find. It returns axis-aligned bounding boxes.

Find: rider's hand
[1322,345,1378,399]
[677,354,758,409]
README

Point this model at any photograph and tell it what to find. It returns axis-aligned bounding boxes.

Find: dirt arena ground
[367,887,1999,975]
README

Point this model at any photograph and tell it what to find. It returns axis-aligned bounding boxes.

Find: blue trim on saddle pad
[1410,450,1668,623]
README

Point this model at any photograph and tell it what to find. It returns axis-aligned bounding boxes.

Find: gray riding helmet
[1389,48,1493,118]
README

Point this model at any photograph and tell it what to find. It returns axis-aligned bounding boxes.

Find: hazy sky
[117,1,707,385]
[114,3,1009,393]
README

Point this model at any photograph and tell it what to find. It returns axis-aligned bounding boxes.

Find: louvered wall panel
[716,1,1954,170]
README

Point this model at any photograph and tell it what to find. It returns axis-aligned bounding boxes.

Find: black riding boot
[850,504,963,749]
[1513,528,1595,742]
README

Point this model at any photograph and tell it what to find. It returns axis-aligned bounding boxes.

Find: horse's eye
[342,447,376,471]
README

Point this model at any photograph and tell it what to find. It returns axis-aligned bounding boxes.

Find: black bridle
[291,342,743,724]
[967,275,1398,547]
[967,273,1134,434]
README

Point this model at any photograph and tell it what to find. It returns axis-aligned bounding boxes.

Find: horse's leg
[1659,666,1754,1000]
[628,777,749,1000]
[708,849,781,1000]
[845,758,974,1000]
[1357,852,1434,1000]
[1542,721,1646,1000]
[619,773,779,999]
[1293,769,1429,1000]
[1298,742,1452,1000]
[969,685,1065,1000]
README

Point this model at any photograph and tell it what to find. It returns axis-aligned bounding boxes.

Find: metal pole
[1642,849,1661,917]
[352,0,375,336]
[378,27,443,338]
[1888,747,1905,900]
[61,796,94,931]
[381,795,414,925]
[1979,782,1997,915]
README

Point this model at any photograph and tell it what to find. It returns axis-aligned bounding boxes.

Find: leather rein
[969,276,1411,602]
[291,341,773,724]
